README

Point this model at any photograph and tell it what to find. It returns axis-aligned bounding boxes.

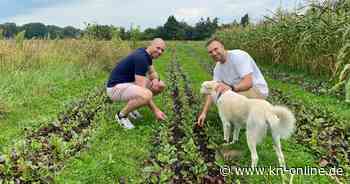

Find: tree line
[0,22,80,39]
[0,14,250,40]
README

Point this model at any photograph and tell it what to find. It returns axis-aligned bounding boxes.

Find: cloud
[3,0,176,29]
[1,0,303,29]
[175,7,209,22]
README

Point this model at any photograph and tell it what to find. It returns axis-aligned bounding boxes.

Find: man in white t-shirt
[197,37,269,127]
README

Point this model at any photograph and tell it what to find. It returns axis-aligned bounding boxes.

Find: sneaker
[115,112,134,129]
[129,110,143,120]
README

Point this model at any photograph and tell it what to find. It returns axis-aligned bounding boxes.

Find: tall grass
[0,38,131,73]
[215,0,350,80]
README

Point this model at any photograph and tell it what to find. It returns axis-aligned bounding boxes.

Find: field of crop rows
[0,41,349,183]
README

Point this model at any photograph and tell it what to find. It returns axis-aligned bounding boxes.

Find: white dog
[200,81,296,168]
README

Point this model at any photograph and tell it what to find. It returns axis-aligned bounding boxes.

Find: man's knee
[140,89,153,101]
[157,80,166,92]
[151,80,166,94]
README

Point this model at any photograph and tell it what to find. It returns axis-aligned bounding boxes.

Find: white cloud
[4,0,170,29]
[175,7,209,21]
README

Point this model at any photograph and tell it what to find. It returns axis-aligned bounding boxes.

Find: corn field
[215,0,350,101]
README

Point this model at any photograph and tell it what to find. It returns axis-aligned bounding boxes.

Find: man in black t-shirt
[106,38,166,129]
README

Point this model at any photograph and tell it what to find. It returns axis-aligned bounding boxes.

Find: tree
[0,22,17,38]
[83,23,114,40]
[119,27,128,40]
[180,21,195,40]
[129,25,141,48]
[63,26,80,38]
[163,15,184,40]
[193,17,219,40]
[47,25,63,39]
[240,13,249,27]
[142,28,159,40]
[22,22,48,39]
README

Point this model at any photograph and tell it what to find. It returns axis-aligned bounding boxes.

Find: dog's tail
[268,106,296,139]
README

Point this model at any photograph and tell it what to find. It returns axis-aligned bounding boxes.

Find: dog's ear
[206,81,216,89]
[201,81,209,88]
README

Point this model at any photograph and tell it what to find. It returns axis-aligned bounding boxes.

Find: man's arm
[232,73,253,92]
[135,74,166,120]
[148,99,159,113]
[135,75,148,87]
[197,95,213,127]
[201,95,213,115]
[147,66,159,81]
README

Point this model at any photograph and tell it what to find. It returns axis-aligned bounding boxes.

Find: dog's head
[200,80,219,95]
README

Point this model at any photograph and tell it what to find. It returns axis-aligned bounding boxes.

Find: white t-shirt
[213,49,268,97]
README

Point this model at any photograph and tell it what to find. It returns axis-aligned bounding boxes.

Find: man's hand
[196,112,207,128]
[216,82,231,93]
[154,109,167,121]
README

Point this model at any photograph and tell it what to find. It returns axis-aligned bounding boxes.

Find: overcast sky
[0,0,306,30]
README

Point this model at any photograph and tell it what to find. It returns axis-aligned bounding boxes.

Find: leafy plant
[0,29,4,40]
[15,30,25,49]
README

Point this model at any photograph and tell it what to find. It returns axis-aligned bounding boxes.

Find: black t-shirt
[107,48,152,87]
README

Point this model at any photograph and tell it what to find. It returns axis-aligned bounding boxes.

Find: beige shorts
[238,87,266,99]
[106,80,160,101]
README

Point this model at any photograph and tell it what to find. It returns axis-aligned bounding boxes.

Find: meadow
[0,1,349,183]
[0,39,348,183]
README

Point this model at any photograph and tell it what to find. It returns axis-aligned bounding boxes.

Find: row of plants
[173,53,225,183]
[268,89,349,182]
[141,48,224,183]
[185,44,214,75]
[186,44,254,183]
[261,67,343,99]
[0,87,108,183]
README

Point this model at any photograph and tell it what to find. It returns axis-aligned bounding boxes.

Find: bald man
[106,38,167,129]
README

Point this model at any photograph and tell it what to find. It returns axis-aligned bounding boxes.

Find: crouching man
[106,38,167,129]
[197,37,269,127]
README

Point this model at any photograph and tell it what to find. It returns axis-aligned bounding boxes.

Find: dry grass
[0,39,131,73]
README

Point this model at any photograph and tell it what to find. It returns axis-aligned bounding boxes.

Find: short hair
[205,37,224,47]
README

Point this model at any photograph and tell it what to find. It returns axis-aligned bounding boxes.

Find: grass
[183,42,341,183]
[0,63,106,153]
[267,78,350,120]
[54,106,156,183]
[53,42,173,183]
[55,43,348,183]
[1,40,348,183]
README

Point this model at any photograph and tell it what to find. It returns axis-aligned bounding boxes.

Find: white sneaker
[129,110,143,120]
[115,112,134,129]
